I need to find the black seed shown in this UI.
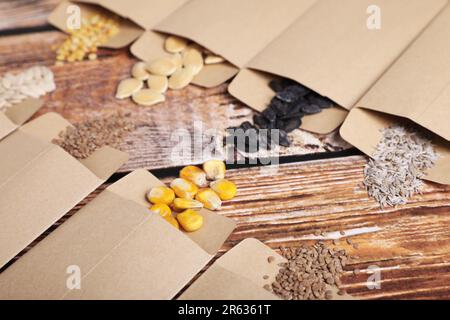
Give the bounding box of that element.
[253,114,269,129]
[283,117,302,133]
[300,104,322,115]
[276,119,285,129]
[240,121,254,131]
[306,93,334,109]
[269,78,294,92]
[276,88,300,103]
[278,130,291,147]
[287,84,310,98]
[271,129,291,147]
[262,108,277,122]
[270,99,290,116]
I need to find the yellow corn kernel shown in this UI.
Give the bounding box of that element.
[203,160,226,180]
[176,209,203,232]
[180,165,207,187]
[173,198,204,211]
[195,188,222,211]
[164,216,180,229]
[149,203,172,218]
[170,178,198,199]
[210,179,237,201]
[147,186,175,205]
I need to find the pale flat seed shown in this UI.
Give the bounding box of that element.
[132,89,165,106]
[147,75,168,93]
[116,78,143,99]
[205,54,225,64]
[170,53,183,69]
[165,36,188,53]
[168,68,194,90]
[183,48,204,75]
[131,62,150,81]
[146,58,177,76]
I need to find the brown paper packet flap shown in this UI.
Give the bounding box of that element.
[18,112,128,180]
[107,169,236,254]
[357,5,450,141]
[0,138,103,269]
[191,63,239,88]
[0,98,43,141]
[19,112,71,143]
[340,108,450,185]
[247,0,448,110]
[0,114,18,142]
[179,264,280,300]
[130,31,169,62]
[229,69,348,134]
[179,238,284,300]
[0,190,210,299]
[48,1,143,49]
[301,108,349,134]
[85,0,190,30]
[228,69,275,113]
[80,146,128,180]
[154,0,317,68]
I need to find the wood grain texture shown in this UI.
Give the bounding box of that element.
[0,30,351,171]
[8,156,450,299]
[0,0,60,31]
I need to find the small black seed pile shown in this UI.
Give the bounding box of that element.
[229,77,335,152]
[269,242,349,300]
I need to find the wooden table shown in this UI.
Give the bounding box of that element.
[1,0,449,300]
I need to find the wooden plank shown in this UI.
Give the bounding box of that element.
[0,30,351,172]
[0,0,60,31]
[7,156,450,299]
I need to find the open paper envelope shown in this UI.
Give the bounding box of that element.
[341,5,450,185]
[179,238,356,300]
[0,112,128,270]
[0,98,42,141]
[151,0,447,133]
[0,169,236,299]
[49,0,447,134]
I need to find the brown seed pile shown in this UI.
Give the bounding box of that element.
[364,125,437,207]
[270,243,348,300]
[53,112,134,159]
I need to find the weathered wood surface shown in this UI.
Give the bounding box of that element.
[0,30,351,171]
[0,0,60,31]
[1,4,449,301]
[10,156,450,300]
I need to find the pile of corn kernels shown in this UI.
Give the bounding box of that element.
[55,14,119,64]
[146,160,237,232]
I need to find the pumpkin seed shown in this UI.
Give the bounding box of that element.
[147,75,168,93]
[115,78,143,99]
[205,54,225,64]
[170,53,183,69]
[132,89,165,106]
[165,35,188,53]
[146,58,177,76]
[168,68,194,90]
[182,48,204,75]
[131,62,150,81]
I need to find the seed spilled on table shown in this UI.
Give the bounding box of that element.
[52,112,135,159]
[269,242,353,300]
[364,125,437,207]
